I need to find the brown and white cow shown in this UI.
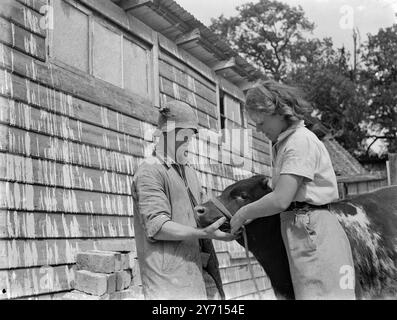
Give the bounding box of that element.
[196,175,397,300]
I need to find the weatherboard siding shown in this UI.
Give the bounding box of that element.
[0,0,273,300]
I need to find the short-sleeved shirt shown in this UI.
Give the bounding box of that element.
[131,154,224,300]
[272,121,339,205]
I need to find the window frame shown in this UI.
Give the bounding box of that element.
[47,0,93,75]
[92,17,124,88]
[218,90,247,132]
[217,86,250,161]
[47,0,154,102]
[122,31,154,99]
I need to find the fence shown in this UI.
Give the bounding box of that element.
[337,174,389,199]
[386,153,397,186]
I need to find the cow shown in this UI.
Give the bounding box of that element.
[195,175,397,300]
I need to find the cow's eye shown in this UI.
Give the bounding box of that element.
[240,193,248,200]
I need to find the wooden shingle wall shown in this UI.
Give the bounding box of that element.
[0,0,273,300]
[0,0,158,299]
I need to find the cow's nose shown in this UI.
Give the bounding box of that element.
[194,206,207,216]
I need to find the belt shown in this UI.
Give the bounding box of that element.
[286,202,330,212]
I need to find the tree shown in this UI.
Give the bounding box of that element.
[287,39,369,156]
[361,24,397,153]
[209,0,315,80]
[210,1,397,156]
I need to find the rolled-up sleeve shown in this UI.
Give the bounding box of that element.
[132,165,171,242]
[279,135,318,181]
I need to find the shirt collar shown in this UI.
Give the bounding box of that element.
[274,120,306,147]
[154,150,191,168]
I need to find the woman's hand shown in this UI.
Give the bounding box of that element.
[230,207,249,235]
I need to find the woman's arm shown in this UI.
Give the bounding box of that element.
[230,174,303,234]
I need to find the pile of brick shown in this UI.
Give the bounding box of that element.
[63,250,144,300]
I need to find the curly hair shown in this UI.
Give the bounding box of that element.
[245,80,313,126]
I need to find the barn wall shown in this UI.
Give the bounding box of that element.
[0,0,273,300]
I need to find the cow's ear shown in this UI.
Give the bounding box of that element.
[261,179,270,190]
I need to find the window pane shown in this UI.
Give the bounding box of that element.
[123,38,149,97]
[224,95,242,126]
[53,0,89,72]
[93,21,122,87]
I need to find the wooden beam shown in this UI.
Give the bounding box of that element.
[0,0,46,37]
[118,0,154,12]
[175,28,201,46]
[0,126,138,177]
[212,58,237,72]
[0,181,134,215]
[217,77,246,102]
[388,153,397,186]
[0,73,147,157]
[0,211,134,240]
[237,81,257,92]
[152,31,160,108]
[159,52,216,92]
[78,0,154,44]
[15,0,48,14]
[0,43,158,125]
[158,33,217,83]
[0,153,133,196]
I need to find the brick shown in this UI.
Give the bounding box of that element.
[121,253,136,270]
[62,290,109,300]
[109,286,144,300]
[115,270,132,291]
[120,254,128,270]
[131,259,142,286]
[128,253,137,270]
[75,270,116,296]
[129,286,144,300]
[94,240,135,253]
[76,251,122,273]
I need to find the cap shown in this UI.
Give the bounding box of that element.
[157,100,199,133]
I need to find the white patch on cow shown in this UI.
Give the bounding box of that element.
[334,205,381,266]
[333,204,396,297]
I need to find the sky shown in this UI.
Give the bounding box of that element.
[177,0,397,53]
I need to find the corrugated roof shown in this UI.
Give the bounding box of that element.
[114,0,263,84]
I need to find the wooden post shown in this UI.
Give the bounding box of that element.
[152,31,160,108]
[387,153,397,186]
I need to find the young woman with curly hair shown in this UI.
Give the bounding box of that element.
[230,80,356,300]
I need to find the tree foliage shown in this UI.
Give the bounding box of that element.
[210,1,397,156]
[361,25,397,153]
[287,40,368,155]
[209,0,315,80]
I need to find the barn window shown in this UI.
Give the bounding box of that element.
[52,0,90,72]
[223,94,245,129]
[219,91,246,138]
[123,38,150,97]
[93,20,123,87]
[50,0,152,99]
[218,90,249,162]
